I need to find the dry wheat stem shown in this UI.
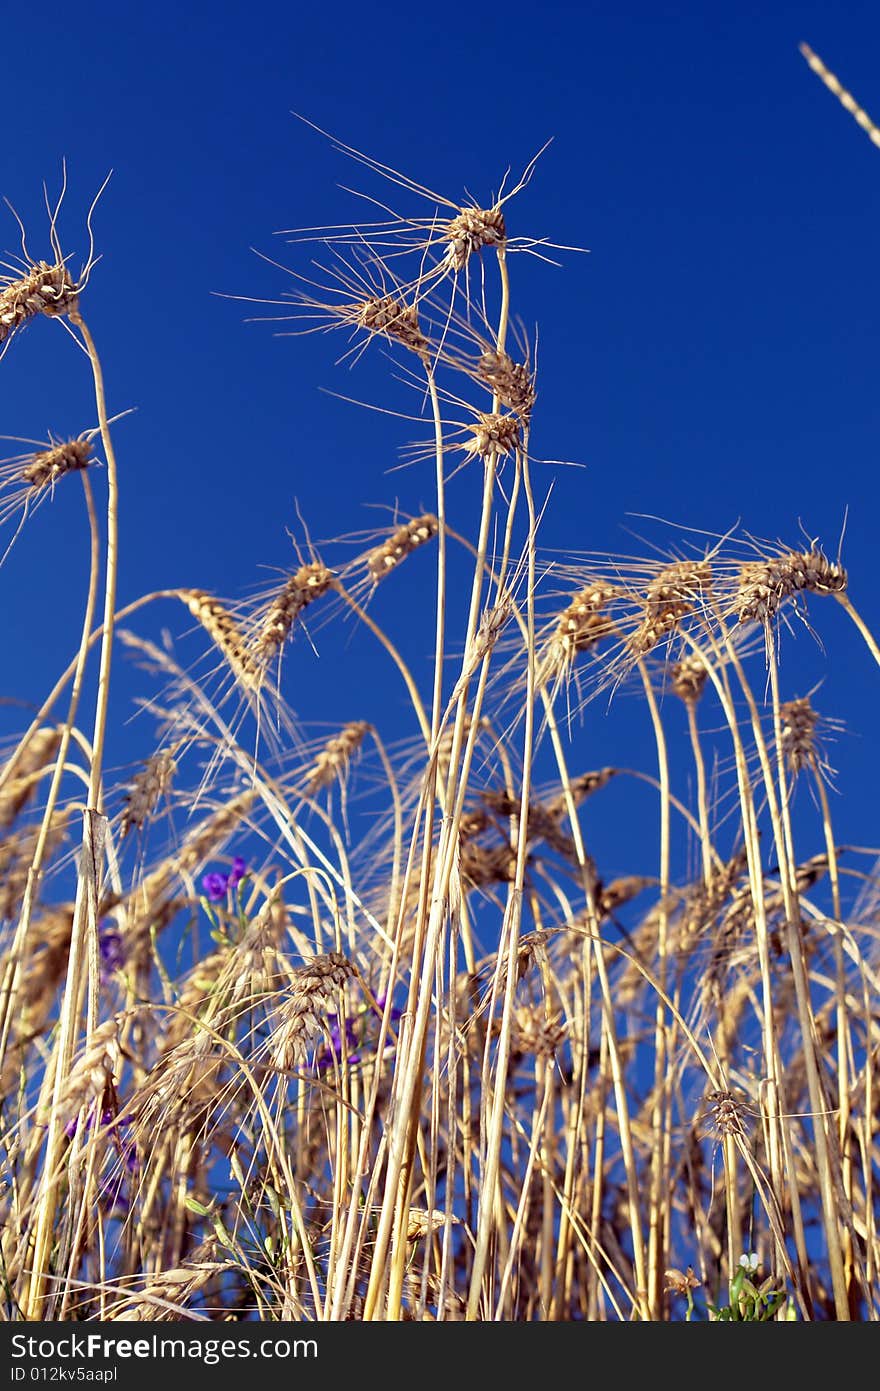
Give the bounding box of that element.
[635,657,673,1318]
[345,519,450,1231]
[712,629,822,1304]
[811,769,857,1303]
[467,433,540,1320]
[365,252,513,1320]
[0,592,179,801]
[330,580,431,750]
[835,591,880,671]
[441,516,651,1315]
[766,645,851,1318]
[0,474,101,1083]
[678,619,789,1250]
[384,505,504,1314]
[26,305,148,1312]
[719,620,841,1304]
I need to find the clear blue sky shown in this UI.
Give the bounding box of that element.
[2,0,879,877]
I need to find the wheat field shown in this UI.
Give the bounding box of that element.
[1,47,879,1323]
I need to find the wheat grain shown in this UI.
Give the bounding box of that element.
[462,411,520,464]
[0,727,62,831]
[476,350,536,420]
[269,952,356,1072]
[366,515,438,583]
[304,721,370,794]
[179,590,261,690]
[543,583,618,678]
[512,1005,566,1058]
[55,1017,121,1123]
[800,43,880,151]
[20,438,93,489]
[442,206,507,273]
[353,294,429,357]
[669,654,709,703]
[251,562,334,664]
[779,697,820,775]
[734,548,846,625]
[0,262,78,346]
[118,748,178,839]
[629,560,713,655]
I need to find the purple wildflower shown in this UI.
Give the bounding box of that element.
[316,1011,362,1070]
[202,872,229,902]
[315,995,403,1071]
[371,992,403,1024]
[99,1133,138,1215]
[64,1103,114,1141]
[99,1166,130,1214]
[202,856,248,903]
[69,1107,139,1214]
[98,923,125,979]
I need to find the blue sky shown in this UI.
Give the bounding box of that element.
[2,0,879,884]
